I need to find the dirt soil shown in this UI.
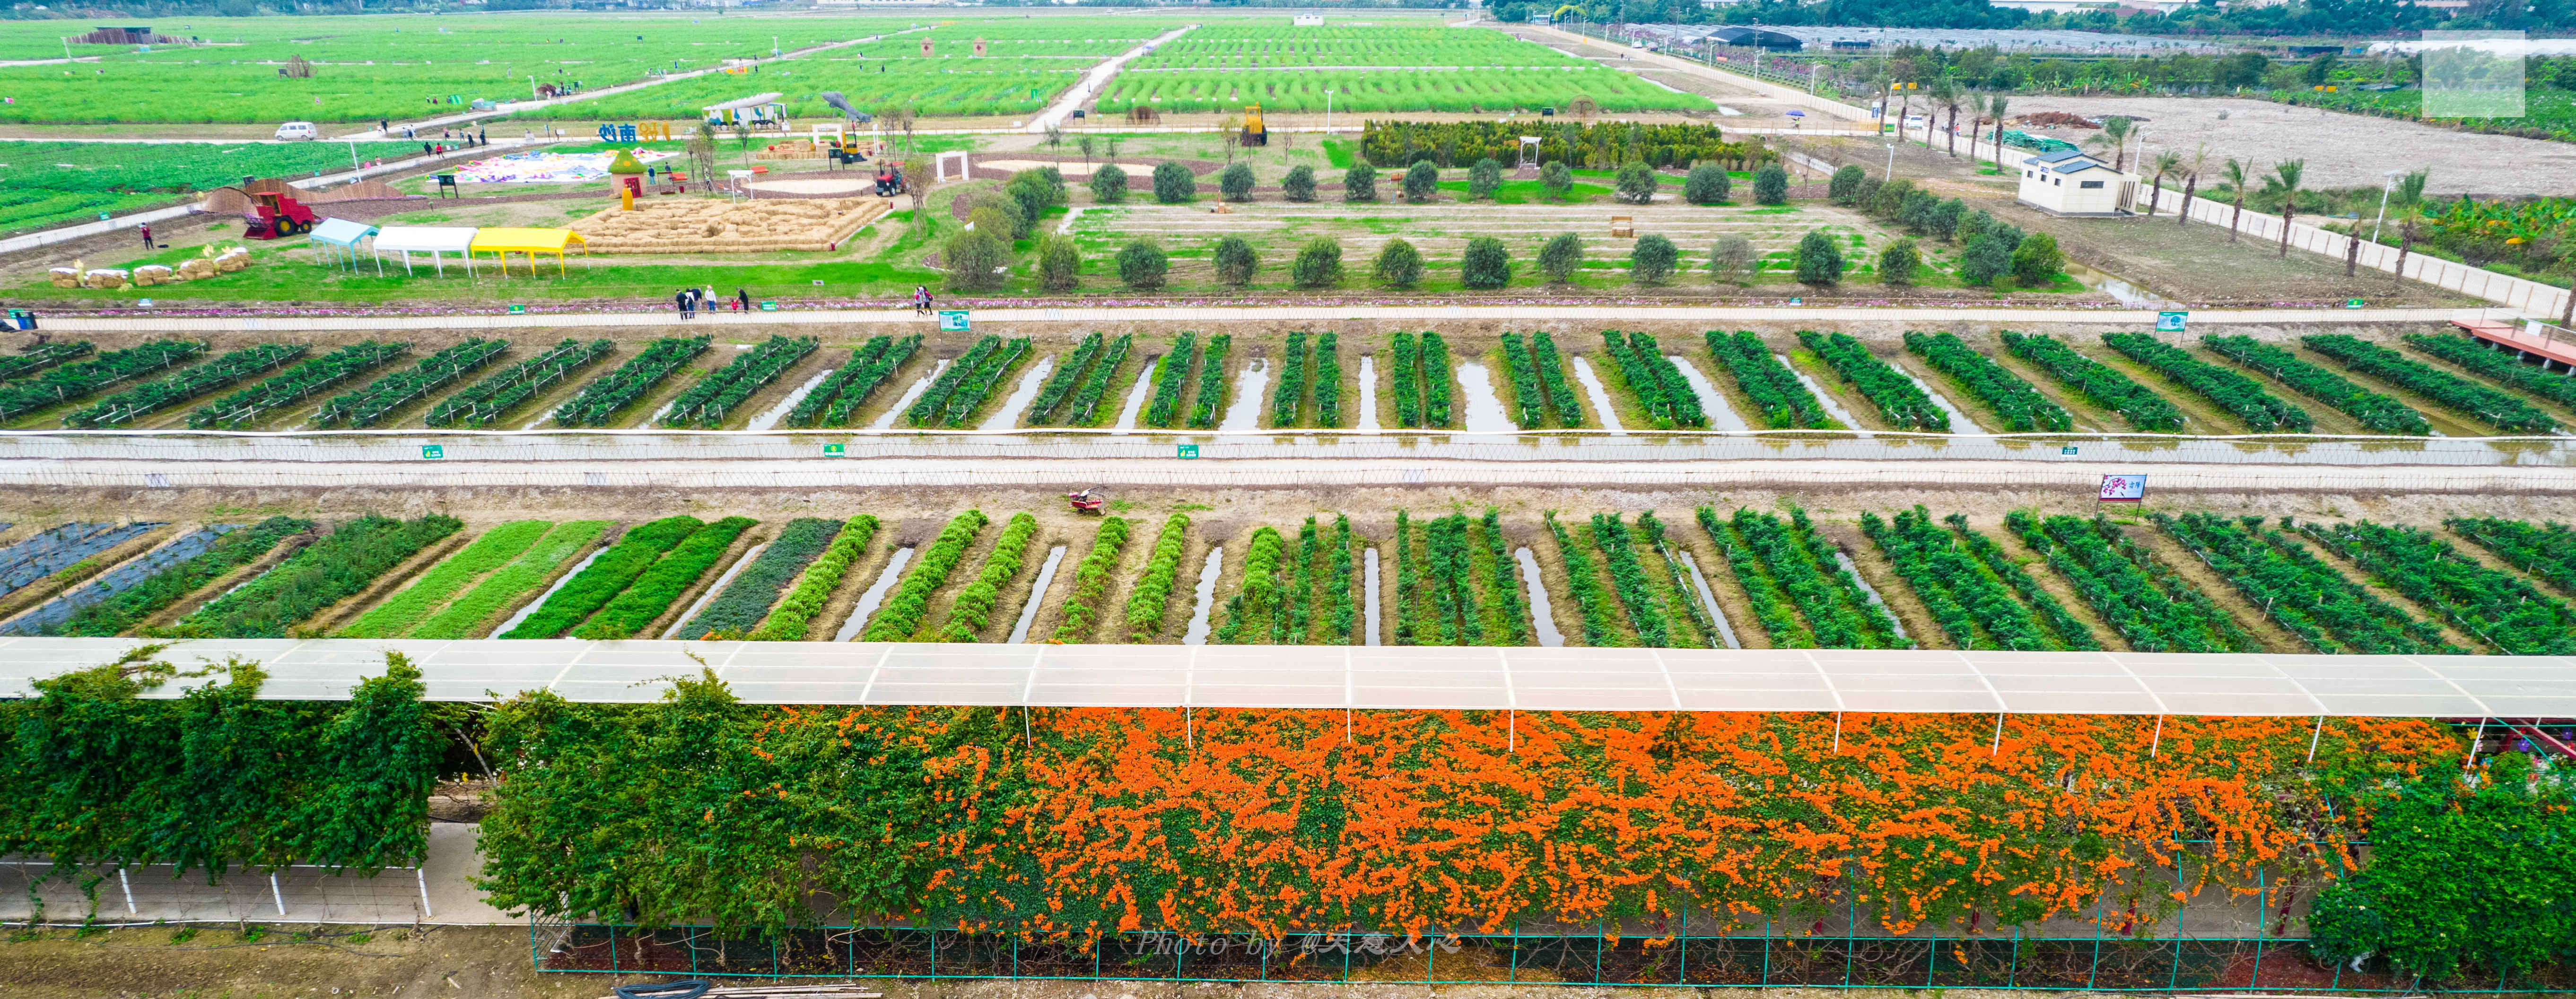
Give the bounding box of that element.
[1995,95,2576,196]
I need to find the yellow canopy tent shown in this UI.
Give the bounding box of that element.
[470,227,587,277]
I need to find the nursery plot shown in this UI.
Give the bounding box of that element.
[176,513,459,639]
[1133,25,1581,70]
[335,520,552,639]
[1862,507,2099,653]
[577,56,1089,122]
[1696,506,1907,650]
[1105,26,1710,117]
[0,521,165,600]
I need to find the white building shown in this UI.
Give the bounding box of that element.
[2016,148,2132,217]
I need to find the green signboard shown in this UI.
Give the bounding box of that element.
[506,304,526,315]
[2061,445,2078,456]
[1177,444,1199,459]
[2346,299,2366,309]
[2155,311,2187,333]
[822,443,845,456]
[937,309,971,332]
[421,444,444,460]
[759,300,779,312]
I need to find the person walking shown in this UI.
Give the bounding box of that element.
[138,222,151,249]
[676,287,693,320]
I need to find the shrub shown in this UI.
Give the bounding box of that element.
[1460,236,1512,289]
[1629,234,1678,285]
[1828,164,1866,204]
[1291,237,1344,288]
[1004,172,1054,236]
[943,230,1009,292]
[1117,239,1169,290]
[1956,208,1994,243]
[1851,176,1882,213]
[1540,160,1572,199]
[1212,235,1258,288]
[1794,230,1844,285]
[1711,235,1758,284]
[1090,164,1127,204]
[1467,157,1502,200]
[1219,162,1254,202]
[1866,177,1912,218]
[1684,163,1731,205]
[1753,164,1790,205]
[1153,161,1196,203]
[2010,232,2064,287]
[1343,162,1378,202]
[1373,238,1424,288]
[1958,233,2015,286]
[1282,164,1316,202]
[1929,198,1966,240]
[1879,238,1921,286]
[1614,160,1656,204]
[1897,190,1938,231]
[1403,161,1439,202]
[967,203,1019,243]
[1537,232,1584,284]
[1037,234,1080,291]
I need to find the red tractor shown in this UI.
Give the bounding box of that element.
[873,161,908,198]
[243,190,317,240]
[1066,486,1107,515]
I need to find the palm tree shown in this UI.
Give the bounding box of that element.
[1932,78,1963,158]
[2144,150,2182,217]
[2175,144,2210,226]
[2087,115,2133,172]
[2221,157,2253,243]
[2261,159,2306,257]
[1987,94,2009,171]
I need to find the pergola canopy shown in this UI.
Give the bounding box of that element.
[470,227,586,277]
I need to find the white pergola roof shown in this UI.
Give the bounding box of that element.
[1,639,2569,717]
[371,226,478,254]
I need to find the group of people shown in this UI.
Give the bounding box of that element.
[673,287,756,319]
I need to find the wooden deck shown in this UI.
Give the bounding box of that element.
[2455,318,2576,370]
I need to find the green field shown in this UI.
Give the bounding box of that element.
[0,139,418,235]
[1099,25,1710,114]
[1129,25,1574,69]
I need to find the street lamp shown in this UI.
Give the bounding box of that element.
[2372,167,2401,243]
[1885,142,1895,180]
[1324,89,1335,135]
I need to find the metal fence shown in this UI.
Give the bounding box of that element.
[528,921,2570,992]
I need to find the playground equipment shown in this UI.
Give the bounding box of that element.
[703,93,788,132]
[242,190,316,239]
[1239,104,1267,147]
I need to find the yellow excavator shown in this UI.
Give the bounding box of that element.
[1240,103,1267,147]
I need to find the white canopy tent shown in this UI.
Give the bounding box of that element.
[371,226,480,277]
[309,217,380,275]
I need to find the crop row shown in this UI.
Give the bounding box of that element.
[1275,517,1319,644]
[337,520,551,639]
[749,515,879,641]
[2401,333,2576,414]
[798,334,921,428]
[1862,507,2093,652]
[425,339,615,428]
[18,516,307,637]
[1637,512,1714,649]
[2103,333,2311,433]
[2449,517,2576,596]
[1904,331,2069,432]
[190,341,409,430]
[2303,334,2553,432]
[1060,334,1133,426]
[661,335,818,428]
[0,341,91,383]
[1143,333,1197,428]
[2299,519,2576,655]
[1803,330,1948,432]
[572,517,756,640]
[1029,333,1104,426]
[1530,332,1583,428]
[1313,332,1343,428]
[411,521,610,640]
[2153,512,2453,654]
[946,338,1033,428]
[63,342,300,428]
[862,510,990,642]
[1604,331,1706,429]
[1389,332,1423,428]
[1185,334,1232,429]
[1707,330,1828,430]
[0,339,200,421]
[1272,332,1308,427]
[1543,512,1617,647]
[1049,516,1131,643]
[6,523,228,635]
[1588,513,1677,648]
[1124,513,1192,641]
[1500,333,1545,430]
[681,517,841,640]
[175,513,461,639]
[2000,331,2184,432]
[2201,335,2428,434]
[1416,513,1491,645]
[502,516,706,639]
[936,513,1040,642]
[0,521,162,598]
[1096,66,1710,115]
[1419,333,1455,428]
[316,338,508,428]
[1326,514,1359,643]
[1215,525,1285,644]
[1704,506,1905,649]
[553,337,708,427]
[2006,512,2255,653]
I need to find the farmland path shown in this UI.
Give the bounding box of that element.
[1026,24,1197,135]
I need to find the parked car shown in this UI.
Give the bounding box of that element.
[273,121,318,140]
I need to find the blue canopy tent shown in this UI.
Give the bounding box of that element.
[310,217,380,275]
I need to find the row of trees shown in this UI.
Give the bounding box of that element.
[1076,158,1792,207]
[1823,164,2061,287]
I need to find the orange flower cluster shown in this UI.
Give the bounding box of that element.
[826,709,2456,940]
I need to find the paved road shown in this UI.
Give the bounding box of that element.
[1028,25,1196,134]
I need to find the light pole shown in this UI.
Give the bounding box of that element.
[1885,142,1895,179]
[1324,89,1334,135]
[2372,168,2400,243]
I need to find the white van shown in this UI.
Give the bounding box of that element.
[273,121,318,140]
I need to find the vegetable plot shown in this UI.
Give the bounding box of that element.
[1531,331,1582,428]
[1144,333,1197,428]
[1861,507,2096,652]
[1314,332,1344,428]
[749,515,879,642]
[573,517,757,640]
[936,338,1032,428]
[189,340,409,430]
[426,338,614,428]
[2102,333,2311,433]
[1588,513,1681,648]
[0,341,91,383]
[2153,512,2455,655]
[2007,512,2257,653]
[1049,517,1131,643]
[789,334,920,428]
[1701,506,1905,649]
[2000,331,2183,432]
[552,337,709,428]
[1803,330,1948,431]
[660,335,818,429]
[1123,513,1192,641]
[1903,331,2070,432]
[2402,333,2576,413]
[2299,519,2576,655]
[1060,334,1132,426]
[315,338,507,428]
[501,516,706,639]
[17,516,308,637]
[680,517,842,640]
[2304,333,2554,432]
[1271,332,1308,427]
[2201,335,2428,434]
[1602,330,1706,429]
[1418,332,1455,427]
[1029,332,1104,426]
[1389,332,1423,428]
[63,342,300,428]
[862,510,990,642]
[2449,516,2576,595]
[336,520,550,639]
[0,339,200,422]
[1543,512,1616,647]
[1214,525,1285,644]
[411,520,611,640]
[1500,332,1546,430]
[175,513,461,638]
[1707,330,1829,429]
[933,512,1040,642]
[1185,334,1232,430]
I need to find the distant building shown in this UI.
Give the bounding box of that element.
[2016,148,2131,216]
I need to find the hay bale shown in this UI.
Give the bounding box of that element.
[82,269,130,289]
[48,268,77,288]
[215,248,251,273]
[177,258,217,281]
[132,265,175,287]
